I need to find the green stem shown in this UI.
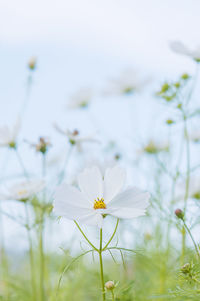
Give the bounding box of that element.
[183,221,200,260]
[74,221,98,251]
[181,115,190,264]
[21,73,33,118]
[181,227,186,266]
[39,212,45,301]
[99,228,106,301]
[111,290,115,301]
[102,219,119,251]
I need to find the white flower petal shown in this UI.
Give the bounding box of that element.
[54,203,93,220]
[111,208,146,219]
[103,166,126,203]
[108,187,150,210]
[54,184,91,209]
[78,212,103,228]
[78,166,103,201]
[170,41,191,56]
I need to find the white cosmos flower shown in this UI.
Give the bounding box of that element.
[53,165,150,228]
[170,41,200,62]
[0,180,45,202]
[0,118,21,148]
[67,88,93,109]
[105,69,150,96]
[54,123,99,151]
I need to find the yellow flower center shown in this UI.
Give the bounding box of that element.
[18,189,27,196]
[93,198,106,210]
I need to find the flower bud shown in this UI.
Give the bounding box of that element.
[181,263,191,274]
[105,281,115,291]
[175,208,184,219]
[28,57,37,70]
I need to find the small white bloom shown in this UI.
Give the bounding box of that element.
[53,165,150,228]
[175,176,200,202]
[139,139,169,155]
[188,130,200,143]
[170,41,200,62]
[0,179,45,202]
[105,69,150,96]
[67,88,93,109]
[0,118,20,148]
[54,124,99,151]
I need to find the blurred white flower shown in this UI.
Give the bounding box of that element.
[170,41,200,62]
[0,179,45,202]
[54,124,99,151]
[67,88,93,109]
[0,118,21,148]
[189,130,200,143]
[139,139,169,155]
[175,176,200,201]
[53,165,150,228]
[105,69,150,96]
[25,136,51,154]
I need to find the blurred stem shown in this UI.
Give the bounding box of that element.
[15,148,37,299]
[20,73,33,118]
[99,228,106,301]
[25,203,36,301]
[111,290,115,301]
[39,210,45,301]
[58,145,73,185]
[15,149,29,179]
[42,154,46,178]
[181,227,186,266]
[40,154,46,301]
[183,118,190,214]
[181,115,190,264]
[183,220,200,260]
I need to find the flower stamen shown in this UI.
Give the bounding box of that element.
[93,198,106,210]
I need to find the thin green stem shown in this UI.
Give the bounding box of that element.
[15,149,29,179]
[39,211,45,301]
[183,118,190,214]
[20,73,33,118]
[181,115,190,265]
[102,219,119,251]
[25,204,36,301]
[99,228,106,301]
[42,154,46,178]
[183,220,200,260]
[74,221,98,251]
[111,290,115,301]
[56,249,93,297]
[40,154,46,301]
[58,146,73,185]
